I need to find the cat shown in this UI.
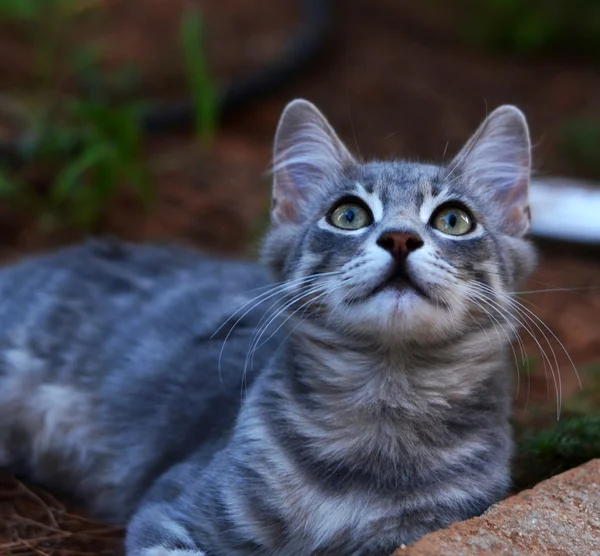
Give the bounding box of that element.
[0,99,536,556]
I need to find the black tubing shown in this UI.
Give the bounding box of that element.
[142,0,331,132]
[0,0,330,165]
[0,0,330,168]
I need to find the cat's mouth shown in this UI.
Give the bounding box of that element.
[370,265,430,300]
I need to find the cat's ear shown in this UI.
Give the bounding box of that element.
[271,99,355,225]
[449,105,531,236]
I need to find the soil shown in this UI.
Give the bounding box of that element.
[0,1,599,554]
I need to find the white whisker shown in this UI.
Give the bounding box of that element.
[469,281,579,420]
[509,286,600,295]
[245,283,329,373]
[468,284,557,402]
[463,288,525,392]
[241,284,339,398]
[214,271,341,379]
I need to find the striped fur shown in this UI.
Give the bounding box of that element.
[0,101,536,556]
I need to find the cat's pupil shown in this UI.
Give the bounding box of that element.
[447,213,457,228]
[345,209,356,223]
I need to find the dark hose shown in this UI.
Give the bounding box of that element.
[0,0,331,165]
[143,0,330,132]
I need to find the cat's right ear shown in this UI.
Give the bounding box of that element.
[448,105,532,237]
[271,99,355,225]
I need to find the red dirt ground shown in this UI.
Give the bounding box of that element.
[0,1,599,554]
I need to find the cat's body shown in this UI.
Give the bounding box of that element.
[0,241,278,521]
[0,100,536,556]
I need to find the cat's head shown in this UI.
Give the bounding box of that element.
[261,99,536,345]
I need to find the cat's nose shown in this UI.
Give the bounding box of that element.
[377,231,424,260]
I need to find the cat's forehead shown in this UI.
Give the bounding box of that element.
[349,162,445,206]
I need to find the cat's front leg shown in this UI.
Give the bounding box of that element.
[125,458,217,556]
[126,500,207,556]
[140,550,206,556]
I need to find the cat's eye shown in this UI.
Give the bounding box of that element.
[329,199,372,230]
[431,204,474,236]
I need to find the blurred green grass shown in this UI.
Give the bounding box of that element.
[0,0,215,232]
[457,0,600,59]
[512,361,600,490]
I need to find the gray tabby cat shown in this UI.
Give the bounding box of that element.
[0,99,536,556]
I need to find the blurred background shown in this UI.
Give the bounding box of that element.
[0,0,599,553]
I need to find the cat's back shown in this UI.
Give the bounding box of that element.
[0,239,277,520]
[0,239,269,334]
[0,239,272,368]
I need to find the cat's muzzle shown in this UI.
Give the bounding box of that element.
[371,262,430,300]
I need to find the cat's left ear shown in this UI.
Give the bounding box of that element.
[449,105,531,236]
[271,99,356,225]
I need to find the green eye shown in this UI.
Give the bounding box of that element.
[329,201,372,230]
[432,205,474,236]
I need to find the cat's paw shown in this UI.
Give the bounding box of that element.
[140,549,206,556]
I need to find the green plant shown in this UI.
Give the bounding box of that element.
[513,416,600,490]
[451,0,600,59]
[46,99,151,229]
[0,0,217,232]
[0,0,41,20]
[0,1,217,231]
[0,0,153,231]
[180,6,217,147]
[560,115,600,178]
[512,362,600,490]
[563,363,600,415]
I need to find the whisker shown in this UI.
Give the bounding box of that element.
[241,285,336,397]
[247,272,342,343]
[468,285,551,379]
[500,290,581,392]
[463,289,525,388]
[254,284,333,353]
[469,282,573,419]
[470,288,548,407]
[464,284,528,364]
[214,271,341,379]
[245,283,328,372]
[212,271,342,338]
[469,284,555,384]
[256,279,350,364]
[446,288,495,357]
[509,286,600,295]
[473,290,534,398]
[267,283,353,365]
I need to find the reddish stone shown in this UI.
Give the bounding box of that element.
[394,459,600,556]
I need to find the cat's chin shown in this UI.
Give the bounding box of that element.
[368,263,432,303]
[371,279,430,301]
[337,287,457,343]
[373,287,427,310]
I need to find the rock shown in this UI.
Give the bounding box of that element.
[394,459,600,556]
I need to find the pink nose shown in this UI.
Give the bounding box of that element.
[377,231,423,260]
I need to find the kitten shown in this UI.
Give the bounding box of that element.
[0,99,536,556]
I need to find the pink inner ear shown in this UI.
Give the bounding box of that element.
[272,195,298,224]
[449,105,532,237]
[506,204,531,235]
[492,177,531,236]
[271,159,305,224]
[492,155,531,234]
[270,100,356,226]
